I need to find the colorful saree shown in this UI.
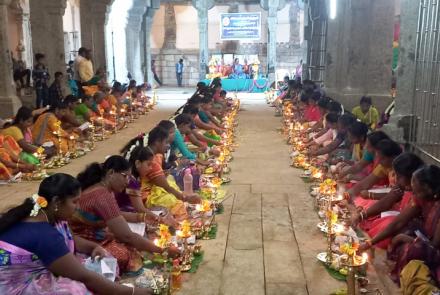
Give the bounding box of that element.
[388,198,440,285]
[141,154,188,220]
[364,192,414,249]
[32,113,69,154]
[400,260,439,295]
[0,221,90,295]
[69,186,143,274]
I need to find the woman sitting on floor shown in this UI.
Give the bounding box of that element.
[0,134,36,179]
[182,104,222,148]
[32,101,73,155]
[0,173,150,294]
[360,165,440,285]
[351,152,424,249]
[307,113,356,162]
[116,143,179,228]
[337,131,390,182]
[141,127,201,220]
[346,139,402,208]
[304,97,332,136]
[70,155,178,274]
[333,121,369,175]
[196,96,225,135]
[302,91,322,123]
[2,107,40,155]
[304,113,339,150]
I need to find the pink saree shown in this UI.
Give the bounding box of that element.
[0,222,90,295]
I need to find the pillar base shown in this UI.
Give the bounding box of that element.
[0,95,22,118]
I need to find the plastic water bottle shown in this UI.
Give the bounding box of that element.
[171,259,182,291]
[183,168,193,195]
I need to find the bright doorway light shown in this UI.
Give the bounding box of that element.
[329,0,337,20]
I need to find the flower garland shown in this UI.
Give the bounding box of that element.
[248,79,269,92]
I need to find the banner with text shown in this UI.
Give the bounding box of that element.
[220,12,262,41]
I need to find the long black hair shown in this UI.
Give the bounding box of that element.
[367,131,390,148]
[392,152,424,179]
[13,106,33,125]
[120,134,146,155]
[348,121,369,141]
[128,146,154,178]
[413,165,440,199]
[147,126,169,146]
[0,173,81,234]
[77,155,130,190]
[376,139,402,158]
[157,120,175,133]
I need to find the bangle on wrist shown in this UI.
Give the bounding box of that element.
[368,191,372,199]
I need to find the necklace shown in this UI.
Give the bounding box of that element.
[40,210,50,223]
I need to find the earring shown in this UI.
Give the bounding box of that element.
[55,204,59,212]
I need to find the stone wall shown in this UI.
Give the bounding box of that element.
[152,48,200,86]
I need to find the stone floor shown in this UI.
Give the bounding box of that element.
[0,88,397,295]
[178,94,348,295]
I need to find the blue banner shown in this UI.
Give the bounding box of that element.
[220,13,262,41]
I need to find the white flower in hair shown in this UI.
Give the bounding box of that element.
[143,133,149,147]
[30,194,48,217]
[125,144,136,161]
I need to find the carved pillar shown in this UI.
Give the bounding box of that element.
[10,0,33,68]
[30,0,67,75]
[126,0,149,83]
[162,3,176,50]
[193,0,214,81]
[0,0,21,117]
[80,0,111,71]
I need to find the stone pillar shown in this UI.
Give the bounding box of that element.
[267,3,278,82]
[0,0,21,117]
[381,0,419,142]
[80,0,111,71]
[126,0,149,83]
[193,0,214,81]
[10,0,33,68]
[261,0,286,82]
[143,8,156,87]
[126,18,144,82]
[324,0,395,111]
[162,3,176,50]
[30,0,67,77]
[289,1,300,44]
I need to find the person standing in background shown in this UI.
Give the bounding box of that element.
[48,72,65,107]
[32,53,50,108]
[151,60,162,86]
[176,59,184,87]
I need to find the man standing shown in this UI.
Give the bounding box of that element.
[175,58,184,87]
[74,47,87,96]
